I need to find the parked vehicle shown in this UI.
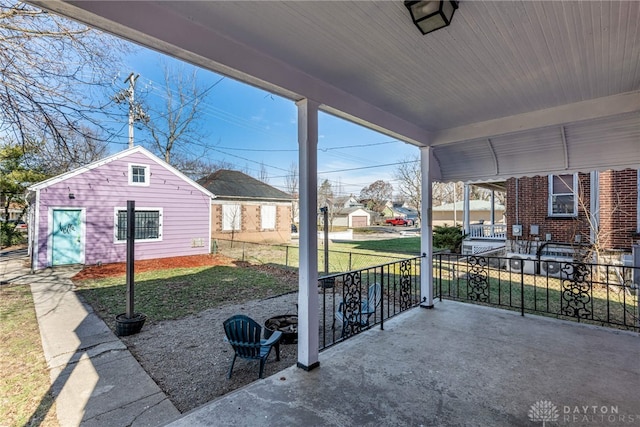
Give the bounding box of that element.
[385,217,410,226]
[3,219,27,232]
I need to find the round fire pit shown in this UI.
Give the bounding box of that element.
[264,315,298,344]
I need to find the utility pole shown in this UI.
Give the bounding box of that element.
[125,73,138,148]
[114,72,148,148]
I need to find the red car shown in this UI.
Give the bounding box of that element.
[385,217,410,226]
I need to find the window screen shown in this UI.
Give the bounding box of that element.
[116,210,161,241]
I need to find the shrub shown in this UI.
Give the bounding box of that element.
[433,225,464,253]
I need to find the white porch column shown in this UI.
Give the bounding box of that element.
[490,190,496,225]
[296,99,320,371]
[463,184,471,235]
[420,146,434,308]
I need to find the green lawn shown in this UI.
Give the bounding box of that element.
[0,284,59,427]
[214,237,426,275]
[75,264,298,325]
[332,237,421,255]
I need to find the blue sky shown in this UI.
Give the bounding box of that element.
[111,48,419,196]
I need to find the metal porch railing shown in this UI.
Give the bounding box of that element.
[433,253,640,332]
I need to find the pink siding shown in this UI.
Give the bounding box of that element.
[33,151,211,269]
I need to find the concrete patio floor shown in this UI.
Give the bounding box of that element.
[169,300,640,427]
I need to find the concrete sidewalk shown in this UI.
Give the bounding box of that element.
[1,249,180,426]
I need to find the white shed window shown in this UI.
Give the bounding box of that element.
[261,205,276,230]
[129,164,150,186]
[222,204,241,231]
[548,174,577,216]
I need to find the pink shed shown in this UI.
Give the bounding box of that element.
[27,146,214,270]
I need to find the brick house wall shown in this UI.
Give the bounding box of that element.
[505,169,639,252]
[598,170,639,250]
[210,201,292,244]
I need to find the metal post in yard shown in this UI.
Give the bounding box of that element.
[285,246,289,267]
[520,268,525,316]
[349,252,352,271]
[126,200,135,319]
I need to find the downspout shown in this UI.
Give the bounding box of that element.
[31,188,40,273]
[515,178,519,225]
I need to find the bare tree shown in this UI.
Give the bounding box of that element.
[174,156,234,181]
[0,1,128,154]
[258,162,269,183]
[28,127,108,176]
[285,162,299,224]
[359,180,393,213]
[141,62,218,164]
[394,155,422,220]
[284,162,298,196]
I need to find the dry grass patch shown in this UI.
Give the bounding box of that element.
[0,284,58,427]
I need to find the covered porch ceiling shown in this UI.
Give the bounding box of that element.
[32,1,639,182]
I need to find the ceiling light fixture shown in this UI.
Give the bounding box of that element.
[404,1,459,35]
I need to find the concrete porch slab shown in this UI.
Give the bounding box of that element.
[169,301,640,427]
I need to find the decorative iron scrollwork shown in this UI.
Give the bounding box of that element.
[399,259,413,310]
[561,262,592,319]
[467,256,489,302]
[341,271,363,337]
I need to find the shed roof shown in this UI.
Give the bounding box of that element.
[198,170,293,202]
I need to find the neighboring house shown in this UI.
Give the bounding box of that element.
[2,201,25,222]
[382,202,419,224]
[198,170,293,244]
[433,200,505,227]
[329,195,373,228]
[27,146,214,271]
[504,169,640,262]
[333,195,361,209]
[333,206,373,228]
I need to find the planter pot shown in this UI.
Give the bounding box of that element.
[115,313,147,336]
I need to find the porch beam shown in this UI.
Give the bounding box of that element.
[430,91,640,146]
[296,99,320,371]
[420,146,434,308]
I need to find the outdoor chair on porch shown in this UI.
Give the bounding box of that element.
[223,314,282,379]
[334,282,382,338]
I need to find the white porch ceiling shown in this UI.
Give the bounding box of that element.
[32,1,640,182]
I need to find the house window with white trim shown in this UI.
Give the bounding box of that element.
[261,205,276,230]
[129,164,150,186]
[115,209,162,241]
[222,204,241,231]
[548,174,577,216]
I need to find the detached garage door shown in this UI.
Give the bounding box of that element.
[351,216,368,228]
